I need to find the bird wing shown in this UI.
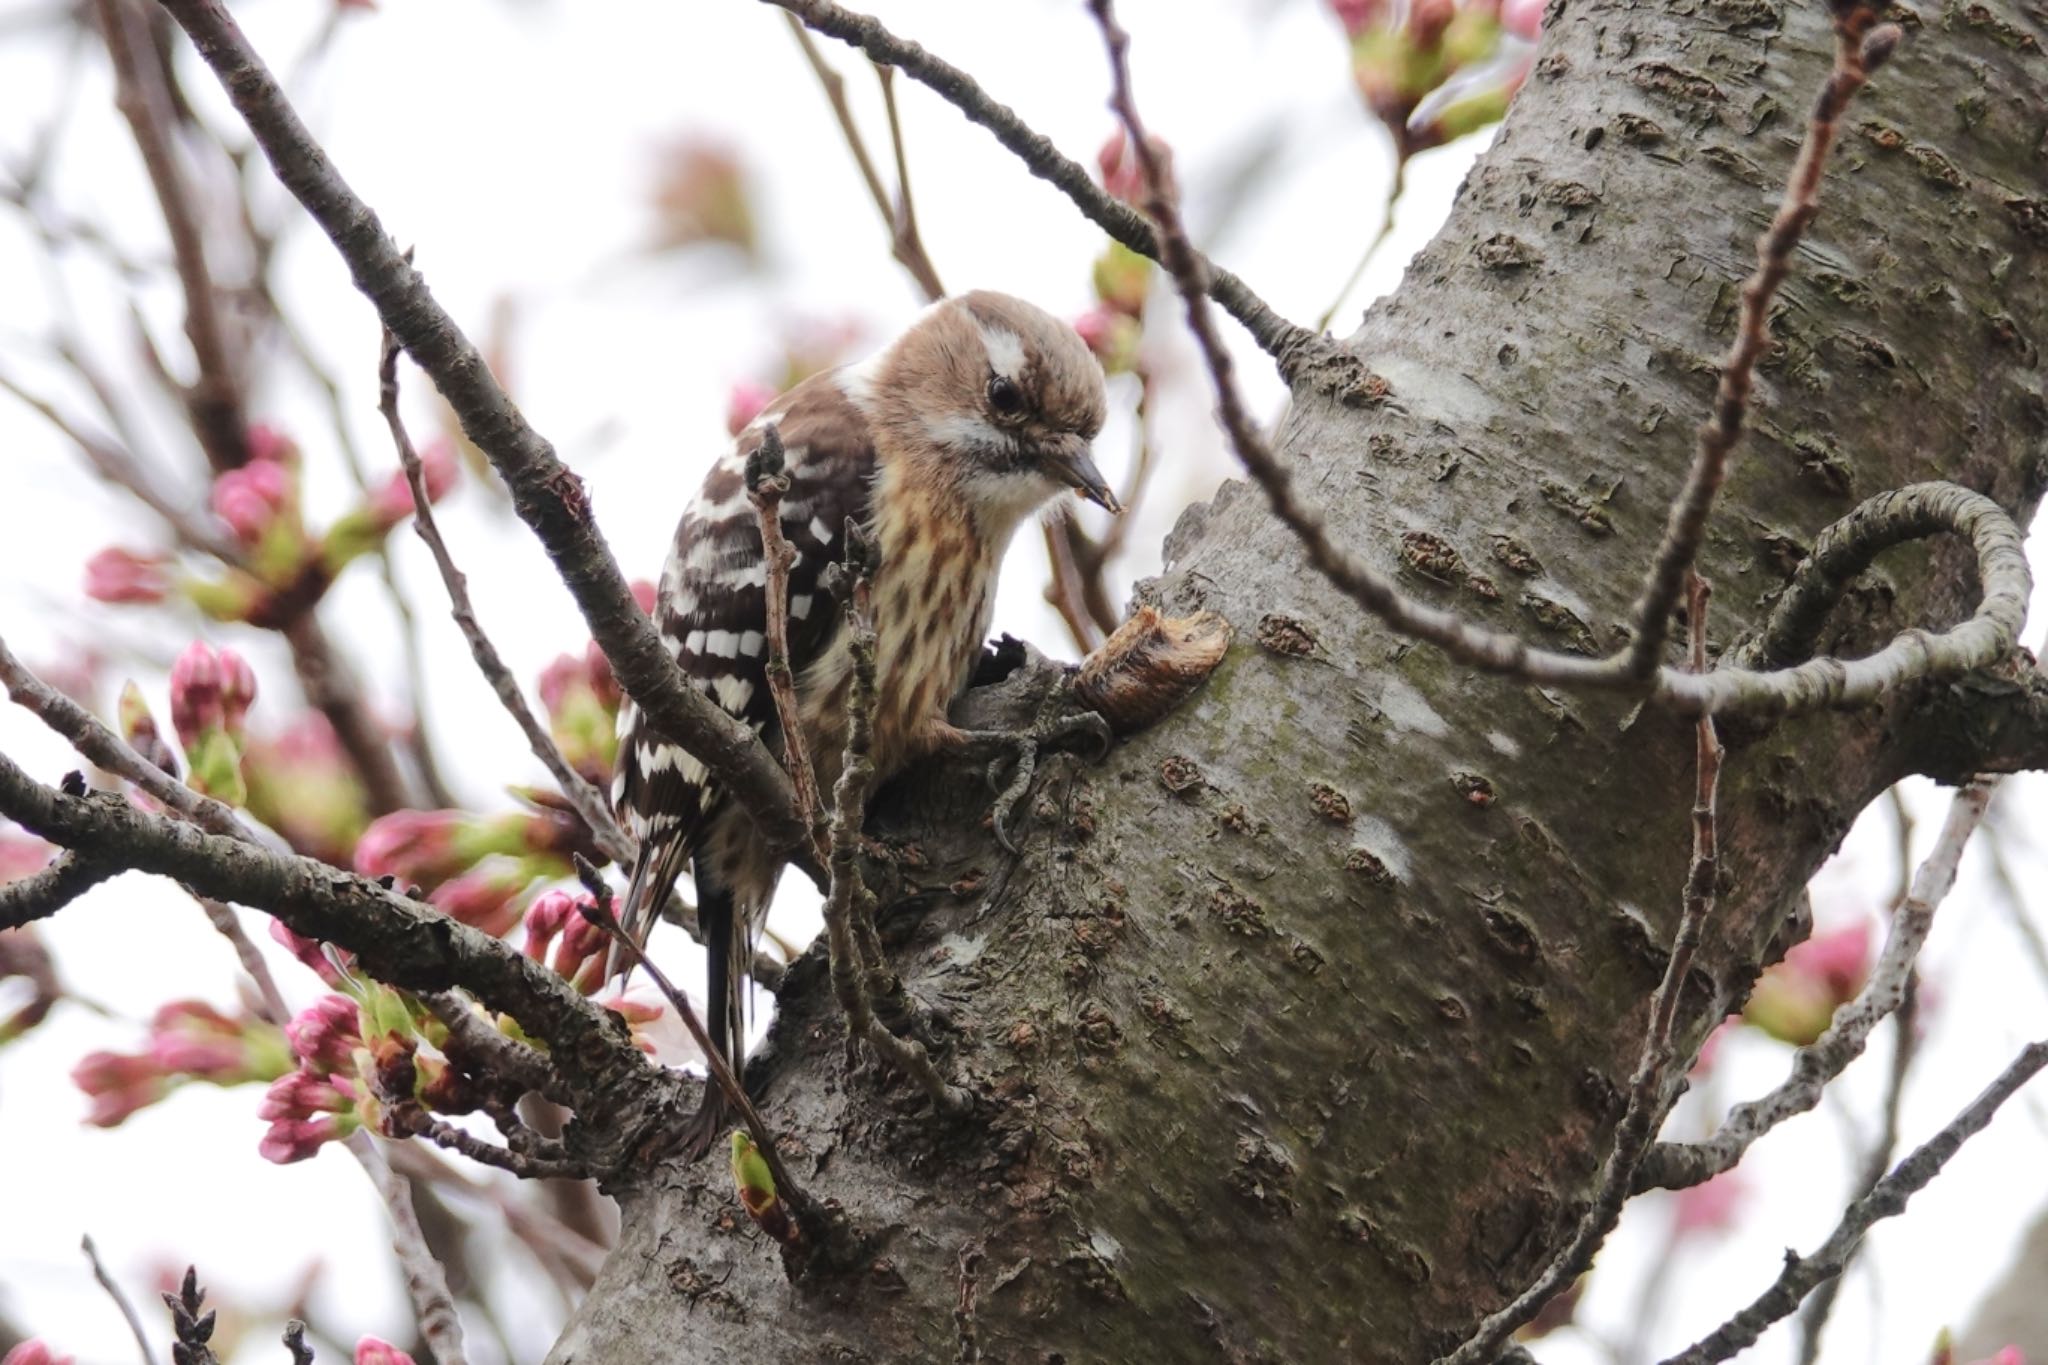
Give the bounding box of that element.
[612,370,878,861]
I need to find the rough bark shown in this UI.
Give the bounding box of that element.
[549,0,2048,1359]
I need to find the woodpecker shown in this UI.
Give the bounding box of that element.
[613,291,1118,1145]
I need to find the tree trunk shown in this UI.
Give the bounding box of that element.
[550,0,2048,1358]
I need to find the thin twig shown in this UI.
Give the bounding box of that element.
[91,0,247,471]
[746,426,828,863]
[1312,159,1406,335]
[577,877,819,1224]
[0,367,242,563]
[781,13,945,302]
[376,332,633,867]
[764,0,1329,378]
[820,558,972,1116]
[82,1234,158,1365]
[195,896,290,1024]
[379,1103,590,1182]
[873,60,946,301]
[422,990,571,1105]
[1431,572,1724,1365]
[1659,1041,2048,1365]
[1042,514,1106,654]
[1794,974,1917,1363]
[1620,6,1896,680]
[1636,774,1997,1191]
[344,1133,470,1365]
[155,0,813,869]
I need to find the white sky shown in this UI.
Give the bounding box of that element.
[1,1,2044,1361]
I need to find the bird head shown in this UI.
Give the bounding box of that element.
[868,291,1118,528]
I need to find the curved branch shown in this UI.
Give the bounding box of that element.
[152,0,810,869]
[1659,482,2029,715]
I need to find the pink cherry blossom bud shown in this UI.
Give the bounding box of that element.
[258,1113,346,1164]
[217,649,257,738]
[1672,1168,1747,1238]
[725,380,777,438]
[523,888,578,960]
[169,642,226,747]
[258,1069,359,1122]
[70,1050,167,1127]
[1329,0,1383,34]
[1976,1350,2027,1365]
[0,829,51,882]
[1072,306,1143,375]
[269,919,345,985]
[428,866,527,939]
[212,459,292,545]
[418,439,459,502]
[354,1337,418,1365]
[1096,130,1142,203]
[84,547,169,605]
[285,995,364,1075]
[600,993,666,1054]
[631,579,658,615]
[1501,0,1544,39]
[538,654,584,716]
[244,424,299,467]
[352,808,465,885]
[2,1341,75,1365]
[553,909,608,991]
[1783,919,1872,1002]
[586,639,621,709]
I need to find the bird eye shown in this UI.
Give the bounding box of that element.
[987,373,1026,419]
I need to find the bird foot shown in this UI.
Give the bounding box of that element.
[949,709,1114,853]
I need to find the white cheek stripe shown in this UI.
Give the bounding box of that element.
[922,411,1013,456]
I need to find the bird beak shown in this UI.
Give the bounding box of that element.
[1044,436,1122,515]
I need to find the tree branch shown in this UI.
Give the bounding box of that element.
[761,0,1333,380]
[153,0,811,870]
[92,0,248,471]
[1658,1041,2048,1365]
[0,750,660,1129]
[781,13,945,303]
[345,1134,471,1365]
[82,1233,158,1365]
[1635,773,1996,1191]
[746,427,828,863]
[0,634,247,840]
[422,990,570,1106]
[820,558,971,1117]
[0,848,116,929]
[376,332,634,868]
[1081,2,2020,724]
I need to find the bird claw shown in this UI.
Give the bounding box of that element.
[953,709,1115,854]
